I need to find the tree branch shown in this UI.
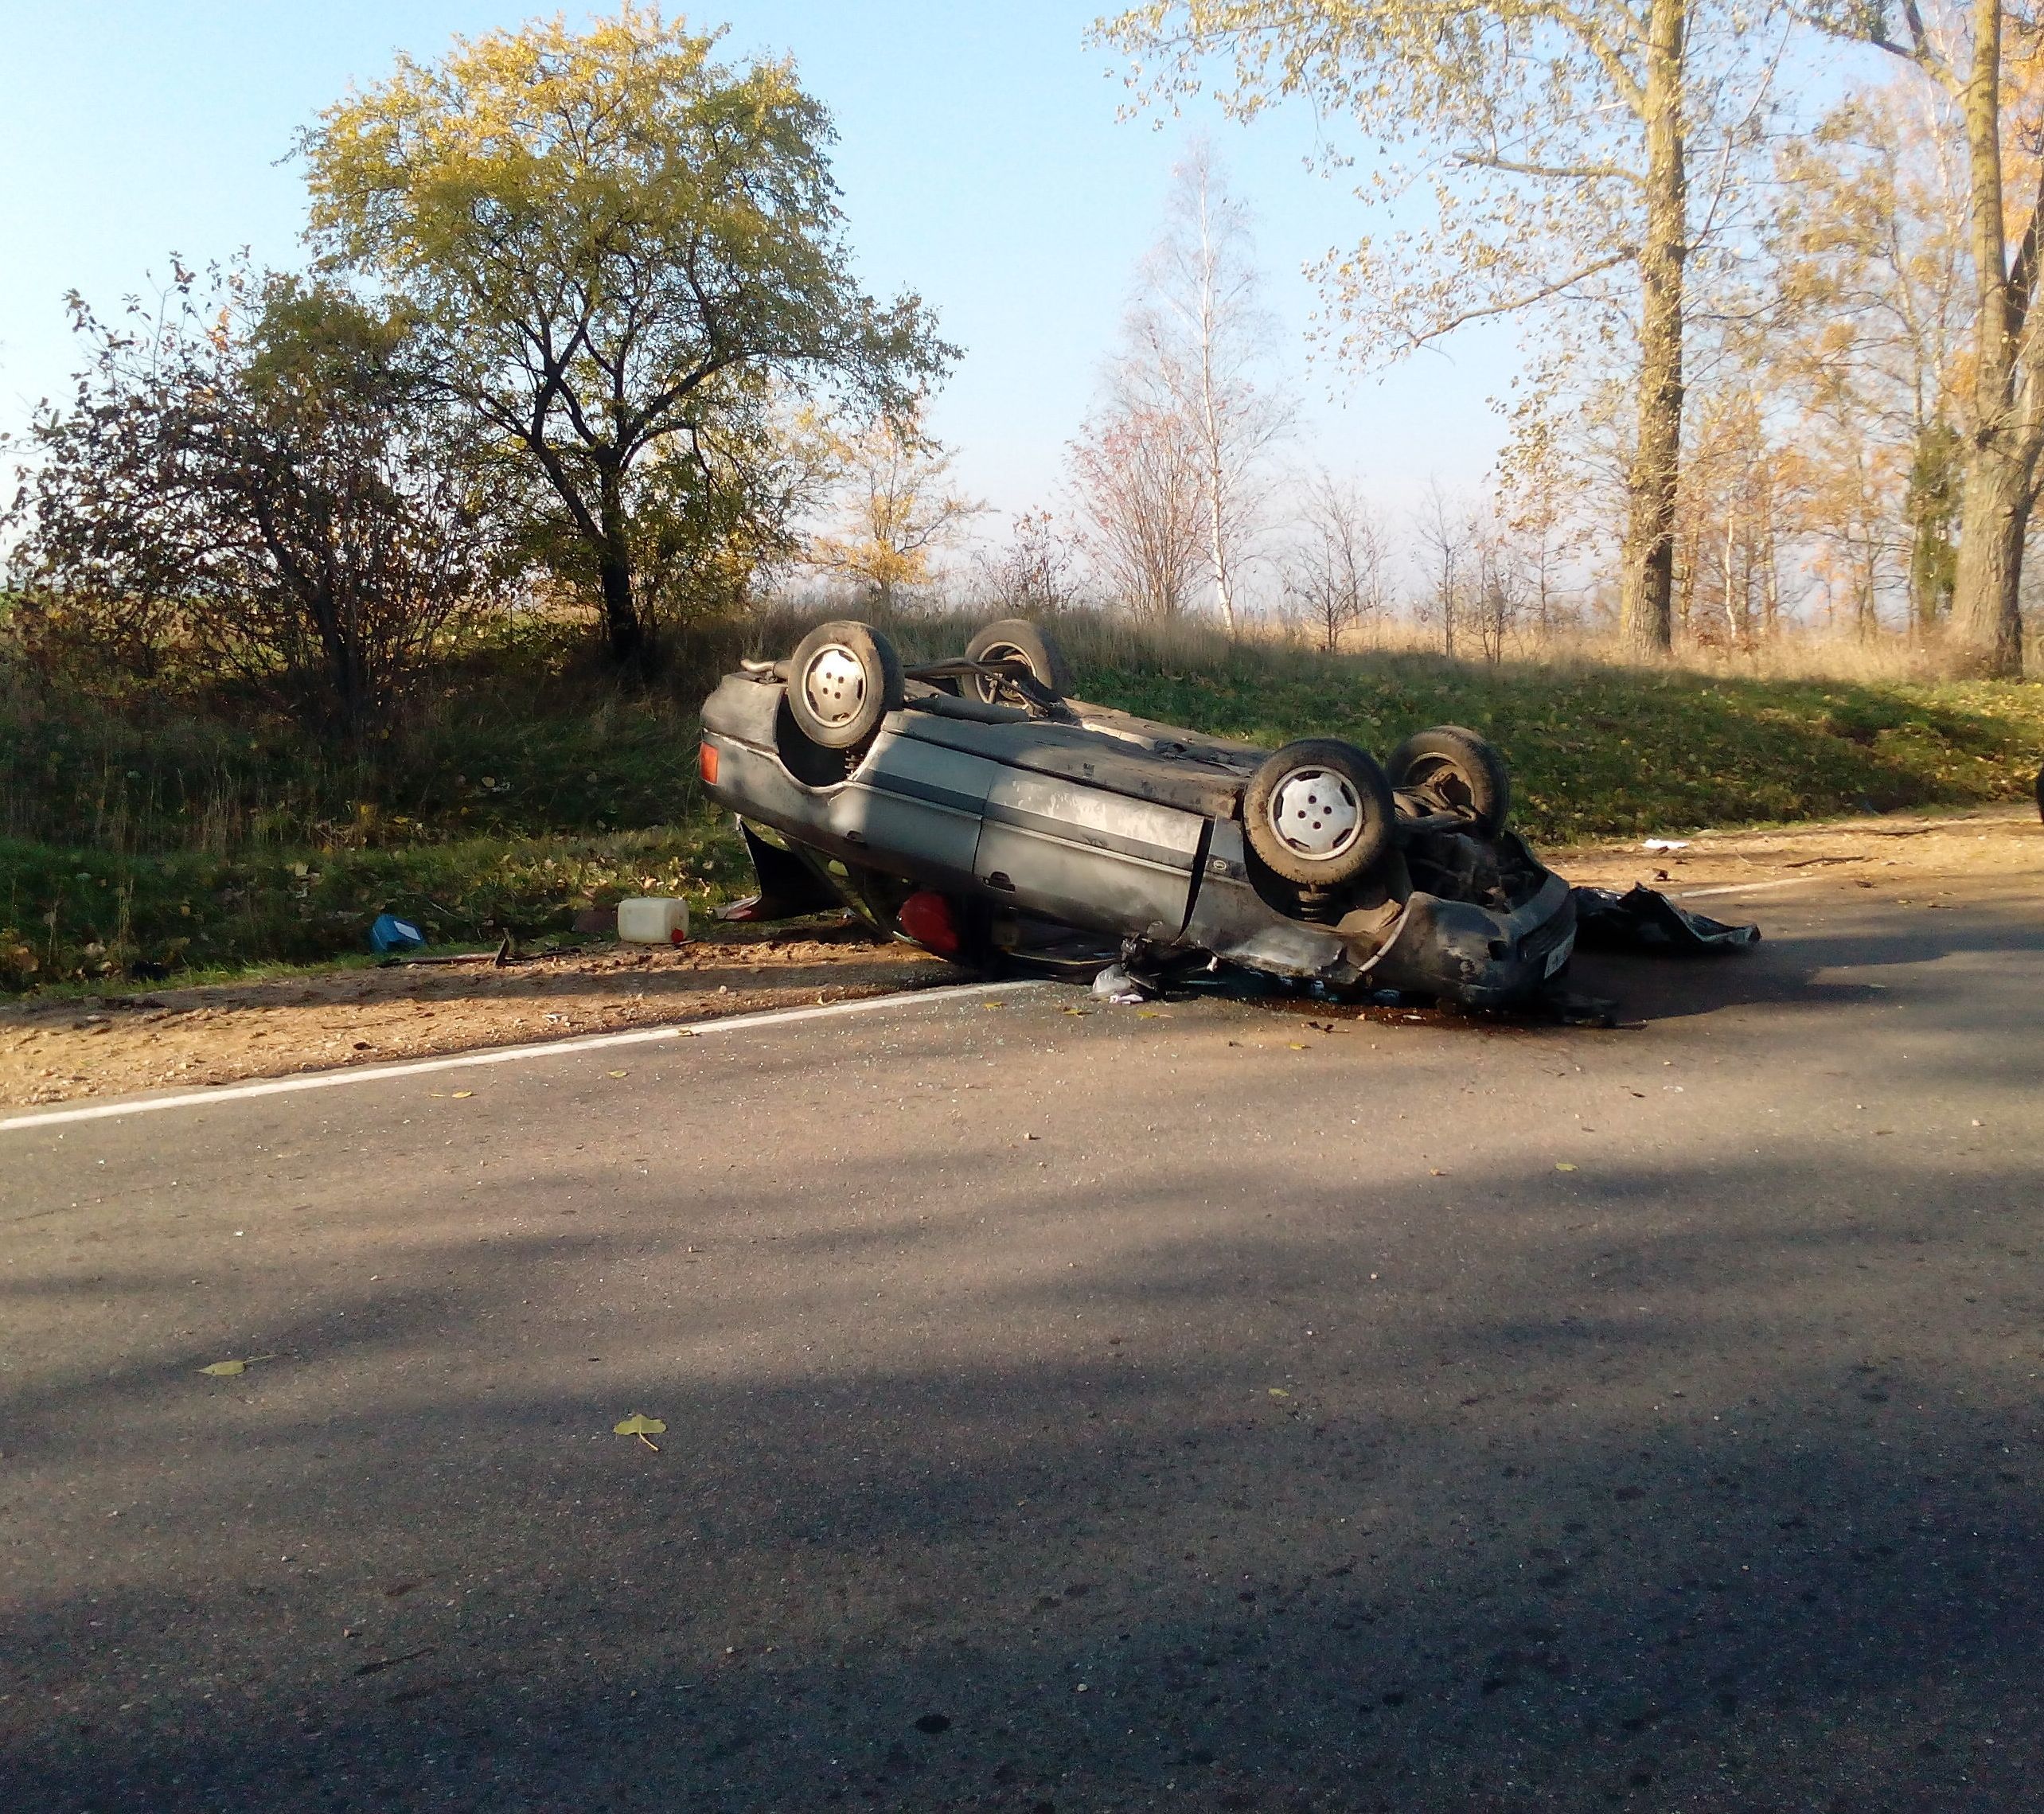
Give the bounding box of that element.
[1401,248,1637,347]
[1453,150,1642,186]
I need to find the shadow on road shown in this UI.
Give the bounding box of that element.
[5,1099,2041,1812]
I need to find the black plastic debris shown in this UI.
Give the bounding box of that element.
[1570,884,1761,954]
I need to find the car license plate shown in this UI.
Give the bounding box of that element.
[1543,930,1575,977]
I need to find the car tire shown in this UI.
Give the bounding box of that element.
[965,618,1073,703]
[1386,724,1512,837]
[786,620,905,750]
[1243,739,1395,887]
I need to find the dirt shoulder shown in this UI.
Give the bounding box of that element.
[5,804,2037,1110]
[0,927,956,1110]
[1554,800,2044,896]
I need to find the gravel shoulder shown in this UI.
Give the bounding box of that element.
[0,926,954,1108]
[4,802,2036,1109]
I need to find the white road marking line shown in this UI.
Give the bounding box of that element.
[0,979,1046,1135]
[1672,877,1818,900]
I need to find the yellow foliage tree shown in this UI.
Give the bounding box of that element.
[809,412,985,611]
[299,5,950,664]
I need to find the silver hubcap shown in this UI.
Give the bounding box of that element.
[1269,768,1362,860]
[802,645,868,727]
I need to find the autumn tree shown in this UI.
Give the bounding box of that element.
[1492,406,1593,636]
[1759,85,1970,639]
[1070,403,1207,618]
[1469,520,1527,662]
[4,267,499,736]
[1805,0,2042,674]
[1097,0,1780,657]
[299,6,950,666]
[1674,385,1791,646]
[808,410,985,611]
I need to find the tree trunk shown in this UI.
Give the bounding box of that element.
[599,551,642,666]
[1620,0,1687,658]
[1948,0,2029,677]
[596,471,644,667]
[1950,456,2029,673]
[1208,486,1236,638]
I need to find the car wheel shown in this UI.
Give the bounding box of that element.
[1386,724,1512,837]
[964,618,1074,703]
[1243,739,1395,887]
[786,620,906,750]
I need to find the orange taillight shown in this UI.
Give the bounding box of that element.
[698,739,720,786]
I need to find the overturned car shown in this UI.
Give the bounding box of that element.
[695,617,1625,1009]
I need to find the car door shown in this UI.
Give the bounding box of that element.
[973,766,1205,941]
[827,727,1001,888]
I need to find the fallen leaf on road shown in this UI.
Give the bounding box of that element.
[1288,1042,1308,1050]
[1555,1162,1579,1172]
[1268,1387,1290,1399]
[614,1412,665,1450]
[451,1090,474,1099]
[1137,1010,1164,1019]
[1430,1168,1449,1177]
[197,1354,276,1377]
[607,1070,628,1078]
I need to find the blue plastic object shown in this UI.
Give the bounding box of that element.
[369,913,426,954]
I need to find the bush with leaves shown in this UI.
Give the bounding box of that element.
[4,265,505,737]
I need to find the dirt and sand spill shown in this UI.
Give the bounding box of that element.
[3,803,2036,1109]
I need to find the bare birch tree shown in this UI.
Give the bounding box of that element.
[1095,0,1782,657]
[1282,470,1388,649]
[1126,142,1293,633]
[973,510,1089,616]
[1412,479,1476,656]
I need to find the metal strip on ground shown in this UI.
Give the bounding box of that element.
[0,980,1046,1136]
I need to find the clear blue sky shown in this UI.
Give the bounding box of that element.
[0,2,1523,529]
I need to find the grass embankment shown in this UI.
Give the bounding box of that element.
[4,614,2040,993]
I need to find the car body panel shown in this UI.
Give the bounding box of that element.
[848,730,1001,886]
[975,766,1204,941]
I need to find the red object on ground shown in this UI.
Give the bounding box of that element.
[896,891,962,957]
[698,740,720,785]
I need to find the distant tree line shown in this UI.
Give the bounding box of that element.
[9,0,2041,714]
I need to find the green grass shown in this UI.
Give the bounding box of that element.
[0,825,747,992]
[3,614,2039,993]
[1070,646,2044,842]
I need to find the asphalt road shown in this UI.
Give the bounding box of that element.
[3,872,2040,1813]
